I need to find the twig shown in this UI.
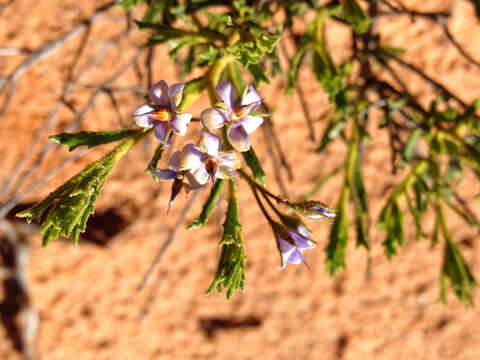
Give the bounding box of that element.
[0,1,118,118]
[0,48,143,207]
[0,149,88,219]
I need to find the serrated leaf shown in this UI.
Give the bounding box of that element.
[206,181,246,299]
[49,130,138,151]
[247,63,269,85]
[187,179,224,229]
[241,147,266,186]
[380,200,405,259]
[17,132,147,246]
[440,238,476,305]
[343,0,371,34]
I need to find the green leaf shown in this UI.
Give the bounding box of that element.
[343,0,371,34]
[17,131,148,246]
[402,128,422,162]
[405,192,427,241]
[241,147,266,186]
[350,150,369,249]
[142,1,165,23]
[326,184,349,274]
[206,181,246,299]
[380,44,405,57]
[116,0,144,12]
[317,115,347,152]
[286,42,308,95]
[227,62,247,95]
[49,130,139,151]
[187,179,224,229]
[247,63,270,85]
[440,238,476,305]
[198,46,219,65]
[227,26,280,67]
[379,200,405,259]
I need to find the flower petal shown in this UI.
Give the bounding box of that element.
[240,115,263,134]
[185,166,209,189]
[278,238,296,258]
[287,249,304,265]
[296,225,311,240]
[201,108,227,130]
[149,80,169,108]
[199,131,220,156]
[169,151,181,170]
[215,81,237,110]
[171,113,192,136]
[154,122,170,146]
[178,144,203,170]
[290,231,314,250]
[227,124,250,152]
[133,104,156,127]
[218,150,240,170]
[168,83,185,110]
[241,85,262,110]
[150,167,177,181]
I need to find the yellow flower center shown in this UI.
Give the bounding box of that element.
[155,108,172,122]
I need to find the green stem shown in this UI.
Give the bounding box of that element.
[205,55,235,103]
[238,168,286,204]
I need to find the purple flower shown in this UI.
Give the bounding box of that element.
[150,146,208,210]
[200,81,264,152]
[274,223,315,268]
[133,80,192,147]
[179,131,240,183]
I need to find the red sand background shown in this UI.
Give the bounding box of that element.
[1,1,480,359]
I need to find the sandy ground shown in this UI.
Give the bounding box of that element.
[1,0,480,359]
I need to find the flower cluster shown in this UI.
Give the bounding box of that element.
[133,80,334,270]
[133,80,261,210]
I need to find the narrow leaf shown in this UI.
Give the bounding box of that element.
[188,179,224,229]
[343,0,371,34]
[241,147,266,186]
[326,184,349,274]
[49,130,138,151]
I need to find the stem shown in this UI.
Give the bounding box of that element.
[238,168,286,203]
[249,182,274,223]
[204,54,235,103]
[261,191,284,219]
[390,160,429,202]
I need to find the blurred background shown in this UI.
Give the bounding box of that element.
[1,0,480,359]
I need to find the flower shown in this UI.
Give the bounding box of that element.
[150,146,208,210]
[200,81,264,152]
[178,131,241,183]
[133,80,192,146]
[273,223,315,268]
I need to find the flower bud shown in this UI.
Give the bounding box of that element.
[288,201,337,222]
